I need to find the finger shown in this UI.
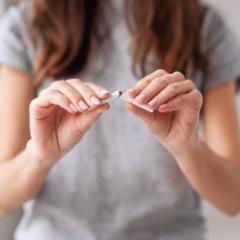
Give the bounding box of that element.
[66,79,101,107]
[85,82,111,99]
[134,72,185,105]
[30,90,74,120]
[148,79,195,109]
[125,103,154,126]
[49,80,89,112]
[158,89,202,113]
[127,69,167,97]
[75,103,110,134]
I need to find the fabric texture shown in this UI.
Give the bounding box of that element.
[0,1,240,240]
[0,2,33,74]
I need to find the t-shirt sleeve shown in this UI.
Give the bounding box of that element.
[201,7,240,91]
[0,6,32,74]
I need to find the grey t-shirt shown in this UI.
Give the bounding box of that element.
[0,2,240,240]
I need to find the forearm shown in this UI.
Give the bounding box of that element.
[170,133,240,215]
[0,141,53,214]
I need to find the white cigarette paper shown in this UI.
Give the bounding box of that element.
[102,90,154,113]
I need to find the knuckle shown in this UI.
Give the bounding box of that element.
[88,82,102,92]
[172,71,185,81]
[48,89,58,96]
[70,92,81,102]
[156,76,166,84]
[163,73,173,83]
[85,81,93,87]
[39,88,55,97]
[155,69,166,75]
[192,89,202,99]
[194,90,203,105]
[49,82,56,88]
[67,78,82,84]
[154,76,168,89]
[190,90,203,110]
[50,80,64,88]
[186,79,195,88]
[143,77,152,85]
[163,79,170,88]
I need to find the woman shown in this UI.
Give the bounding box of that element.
[0,0,239,239]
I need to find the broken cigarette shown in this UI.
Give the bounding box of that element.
[102,90,154,113]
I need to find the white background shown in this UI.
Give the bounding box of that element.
[0,0,240,239]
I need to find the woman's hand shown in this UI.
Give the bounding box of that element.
[27,79,110,166]
[126,70,203,153]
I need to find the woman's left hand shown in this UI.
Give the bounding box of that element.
[126,69,203,153]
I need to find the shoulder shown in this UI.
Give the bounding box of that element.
[201,6,232,50]
[199,5,240,90]
[0,1,34,74]
[0,1,32,38]
[202,6,225,33]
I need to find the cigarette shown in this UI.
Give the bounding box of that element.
[101,91,122,104]
[102,90,154,113]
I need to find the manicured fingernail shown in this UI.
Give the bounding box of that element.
[78,100,88,110]
[70,104,78,112]
[135,94,146,103]
[91,96,101,105]
[100,89,110,96]
[127,89,136,96]
[148,98,158,107]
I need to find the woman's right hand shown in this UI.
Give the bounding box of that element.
[27,79,110,166]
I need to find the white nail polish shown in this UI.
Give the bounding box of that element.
[91,96,101,105]
[78,101,88,110]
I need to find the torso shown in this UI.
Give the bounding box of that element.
[14,1,207,239]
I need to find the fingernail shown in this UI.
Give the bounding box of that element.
[100,89,110,96]
[148,98,158,107]
[70,104,78,112]
[78,100,89,110]
[127,88,136,96]
[135,94,146,103]
[91,96,101,105]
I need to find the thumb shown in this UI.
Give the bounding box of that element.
[125,103,155,125]
[75,103,110,134]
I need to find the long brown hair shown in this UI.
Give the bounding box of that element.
[30,0,206,83]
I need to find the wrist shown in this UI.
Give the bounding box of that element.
[167,131,202,159]
[25,140,59,170]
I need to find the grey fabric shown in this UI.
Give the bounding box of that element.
[0,0,19,15]
[0,2,240,240]
[0,1,33,74]
[201,7,240,90]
